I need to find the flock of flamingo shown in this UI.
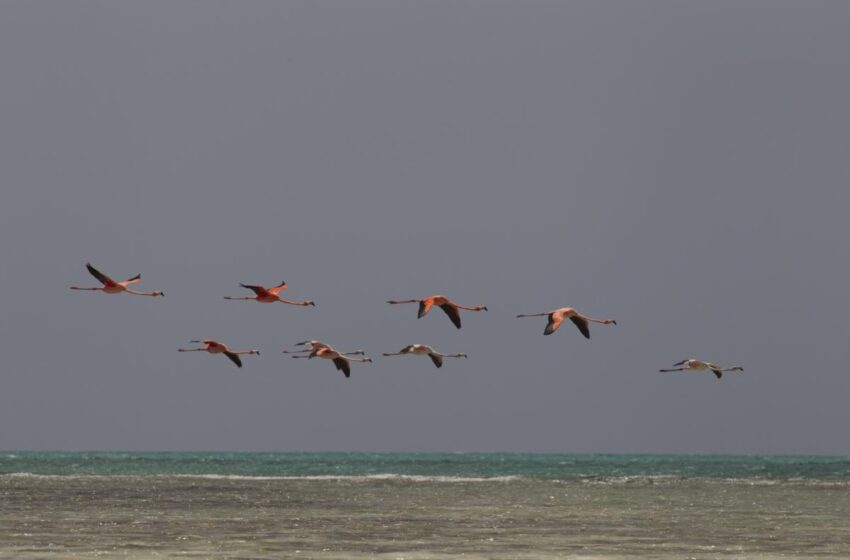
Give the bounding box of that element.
[71,262,744,379]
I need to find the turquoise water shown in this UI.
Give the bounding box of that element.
[2,451,850,480]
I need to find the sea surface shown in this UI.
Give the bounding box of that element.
[2,452,849,559]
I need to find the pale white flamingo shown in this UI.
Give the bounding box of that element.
[178,339,260,368]
[659,359,744,379]
[224,281,314,306]
[515,307,616,338]
[70,263,164,297]
[382,344,467,368]
[386,295,487,329]
[289,346,372,378]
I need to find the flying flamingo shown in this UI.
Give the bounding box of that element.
[386,295,488,329]
[178,339,260,368]
[70,263,164,297]
[224,281,315,306]
[282,340,366,357]
[289,346,372,378]
[659,359,744,379]
[382,344,467,368]
[515,307,616,338]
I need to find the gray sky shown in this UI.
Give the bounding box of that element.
[1,1,849,454]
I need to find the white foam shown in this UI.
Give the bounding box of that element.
[1,472,522,483]
[167,473,523,482]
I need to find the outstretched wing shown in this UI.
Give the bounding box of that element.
[418,299,433,318]
[712,370,723,379]
[428,353,443,368]
[267,281,287,295]
[569,316,591,339]
[333,357,351,378]
[544,313,563,336]
[438,304,462,329]
[224,352,243,368]
[123,273,141,285]
[86,263,117,286]
[239,283,268,296]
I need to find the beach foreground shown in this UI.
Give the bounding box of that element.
[2,454,850,558]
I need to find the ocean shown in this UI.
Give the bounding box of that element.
[2,452,849,558]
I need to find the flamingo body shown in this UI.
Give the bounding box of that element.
[225,281,314,306]
[287,342,372,378]
[387,295,487,329]
[382,344,467,368]
[516,307,616,338]
[70,263,164,297]
[178,339,260,368]
[659,359,744,379]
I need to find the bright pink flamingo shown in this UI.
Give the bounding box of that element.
[224,281,314,306]
[386,295,487,329]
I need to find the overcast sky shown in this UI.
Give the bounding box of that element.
[1,1,849,454]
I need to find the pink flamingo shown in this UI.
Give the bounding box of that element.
[515,307,616,338]
[70,263,164,297]
[224,281,314,306]
[178,339,260,368]
[386,295,487,329]
[290,346,372,378]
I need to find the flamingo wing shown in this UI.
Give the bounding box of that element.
[239,283,268,296]
[544,313,563,335]
[569,316,591,339]
[428,353,443,368]
[267,281,288,295]
[712,369,723,379]
[122,273,141,285]
[224,352,243,368]
[417,299,433,318]
[333,357,351,378]
[86,263,117,286]
[438,304,462,329]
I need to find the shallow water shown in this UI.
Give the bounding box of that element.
[2,453,849,558]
